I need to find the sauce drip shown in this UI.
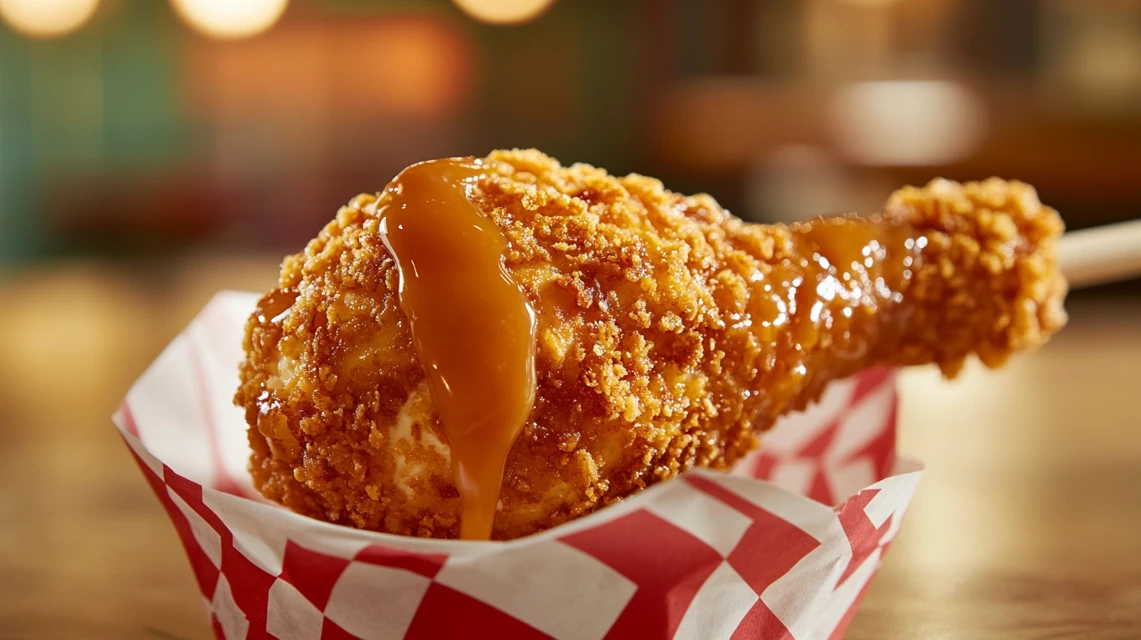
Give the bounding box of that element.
[738,216,926,411]
[375,158,537,540]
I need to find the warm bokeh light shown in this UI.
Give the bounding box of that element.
[184,17,473,122]
[832,0,905,8]
[0,0,99,38]
[170,0,288,40]
[452,0,555,25]
[828,80,987,166]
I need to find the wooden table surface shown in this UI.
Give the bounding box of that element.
[1,259,1138,639]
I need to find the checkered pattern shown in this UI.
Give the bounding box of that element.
[731,366,899,506]
[114,292,922,640]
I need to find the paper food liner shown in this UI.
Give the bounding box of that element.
[115,291,922,640]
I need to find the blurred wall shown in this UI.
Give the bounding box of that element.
[1,0,1139,276]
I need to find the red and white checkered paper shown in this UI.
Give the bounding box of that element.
[114,291,922,640]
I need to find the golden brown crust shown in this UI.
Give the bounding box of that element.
[235,150,1066,539]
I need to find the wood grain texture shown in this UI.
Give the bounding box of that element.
[0,262,1137,639]
[850,304,1141,639]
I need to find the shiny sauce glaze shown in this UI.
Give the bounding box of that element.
[738,215,927,417]
[374,158,537,540]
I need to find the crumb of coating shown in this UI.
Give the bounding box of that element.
[878,177,1067,376]
[235,150,1066,540]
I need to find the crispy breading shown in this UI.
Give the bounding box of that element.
[234,150,1066,539]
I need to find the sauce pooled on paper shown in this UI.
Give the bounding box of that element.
[375,158,537,540]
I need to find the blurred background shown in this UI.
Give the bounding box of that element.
[1,0,1140,263]
[0,1,1139,638]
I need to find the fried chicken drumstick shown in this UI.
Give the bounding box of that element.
[235,149,1066,540]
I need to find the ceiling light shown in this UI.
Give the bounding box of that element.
[0,0,100,38]
[170,0,288,40]
[452,0,555,26]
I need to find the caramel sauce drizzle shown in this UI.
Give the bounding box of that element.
[375,158,537,540]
